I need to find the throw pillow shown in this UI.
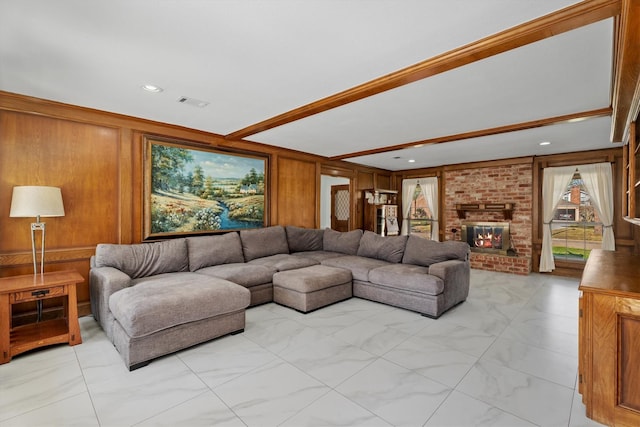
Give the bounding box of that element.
[285,226,324,252]
[402,236,469,267]
[95,238,189,279]
[323,228,363,255]
[239,225,289,261]
[186,232,244,271]
[357,231,408,263]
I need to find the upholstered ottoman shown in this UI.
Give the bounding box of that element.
[272,265,352,313]
[108,272,250,370]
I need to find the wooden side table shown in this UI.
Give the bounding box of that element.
[0,270,84,364]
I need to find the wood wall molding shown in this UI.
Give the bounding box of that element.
[611,0,640,142]
[0,248,96,267]
[226,0,620,141]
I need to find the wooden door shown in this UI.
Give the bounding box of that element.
[331,185,350,231]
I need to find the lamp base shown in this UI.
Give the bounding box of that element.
[30,220,46,277]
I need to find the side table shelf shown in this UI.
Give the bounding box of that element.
[0,270,84,364]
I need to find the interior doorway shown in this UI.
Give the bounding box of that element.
[320,175,350,230]
[331,184,350,231]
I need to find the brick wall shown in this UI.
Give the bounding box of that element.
[445,163,532,275]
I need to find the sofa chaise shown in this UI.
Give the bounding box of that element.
[90,225,470,369]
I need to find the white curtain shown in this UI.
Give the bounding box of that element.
[401,177,439,240]
[578,163,615,251]
[422,177,439,241]
[540,166,576,272]
[401,179,418,235]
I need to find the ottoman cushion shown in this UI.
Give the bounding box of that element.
[109,272,249,338]
[273,265,353,312]
[273,265,352,293]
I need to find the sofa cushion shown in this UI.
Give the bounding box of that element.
[95,239,189,279]
[285,226,324,252]
[368,264,444,296]
[187,233,244,271]
[248,254,318,271]
[109,272,249,338]
[402,236,470,267]
[357,231,408,263]
[240,225,289,262]
[321,255,391,282]
[292,250,344,263]
[196,263,276,288]
[323,228,363,255]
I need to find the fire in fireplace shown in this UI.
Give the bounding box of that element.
[461,221,510,255]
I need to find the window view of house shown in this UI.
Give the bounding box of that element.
[551,172,603,262]
[408,183,434,239]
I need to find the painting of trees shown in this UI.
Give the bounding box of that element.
[145,139,267,238]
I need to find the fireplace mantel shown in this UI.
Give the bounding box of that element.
[455,202,514,220]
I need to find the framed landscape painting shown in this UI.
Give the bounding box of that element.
[144,137,267,240]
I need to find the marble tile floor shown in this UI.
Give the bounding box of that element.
[0,269,606,427]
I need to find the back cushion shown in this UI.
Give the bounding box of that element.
[323,228,363,255]
[357,231,408,263]
[186,233,244,271]
[94,238,189,279]
[240,225,289,261]
[286,226,324,252]
[402,236,470,267]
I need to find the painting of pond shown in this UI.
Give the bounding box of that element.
[144,138,267,239]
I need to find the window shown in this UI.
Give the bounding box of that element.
[408,183,434,239]
[551,172,602,262]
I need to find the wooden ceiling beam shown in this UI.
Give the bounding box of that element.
[611,0,640,142]
[330,108,613,160]
[226,0,620,141]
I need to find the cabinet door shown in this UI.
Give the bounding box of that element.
[617,298,640,416]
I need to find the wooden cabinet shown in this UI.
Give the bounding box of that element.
[623,121,640,225]
[0,270,83,364]
[579,249,640,426]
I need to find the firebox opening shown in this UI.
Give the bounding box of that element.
[461,221,511,255]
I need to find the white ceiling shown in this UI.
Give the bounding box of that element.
[0,0,623,171]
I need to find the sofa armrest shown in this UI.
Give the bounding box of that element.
[428,259,470,306]
[89,266,132,340]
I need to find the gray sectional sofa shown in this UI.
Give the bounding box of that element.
[90,225,470,370]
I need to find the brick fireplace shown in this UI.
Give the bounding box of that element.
[445,162,532,275]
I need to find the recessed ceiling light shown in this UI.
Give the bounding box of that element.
[413,144,424,148]
[568,117,587,123]
[408,159,416,163]
[142,84,163,93]
[539,141,551,146]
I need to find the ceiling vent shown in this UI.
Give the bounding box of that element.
[177,96,209,108]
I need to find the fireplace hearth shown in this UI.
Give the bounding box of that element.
[461,221,510,255]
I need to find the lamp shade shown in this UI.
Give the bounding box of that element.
[9,186,65,218]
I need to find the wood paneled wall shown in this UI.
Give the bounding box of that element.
[0,92,388,316]
[276,156,317,227]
